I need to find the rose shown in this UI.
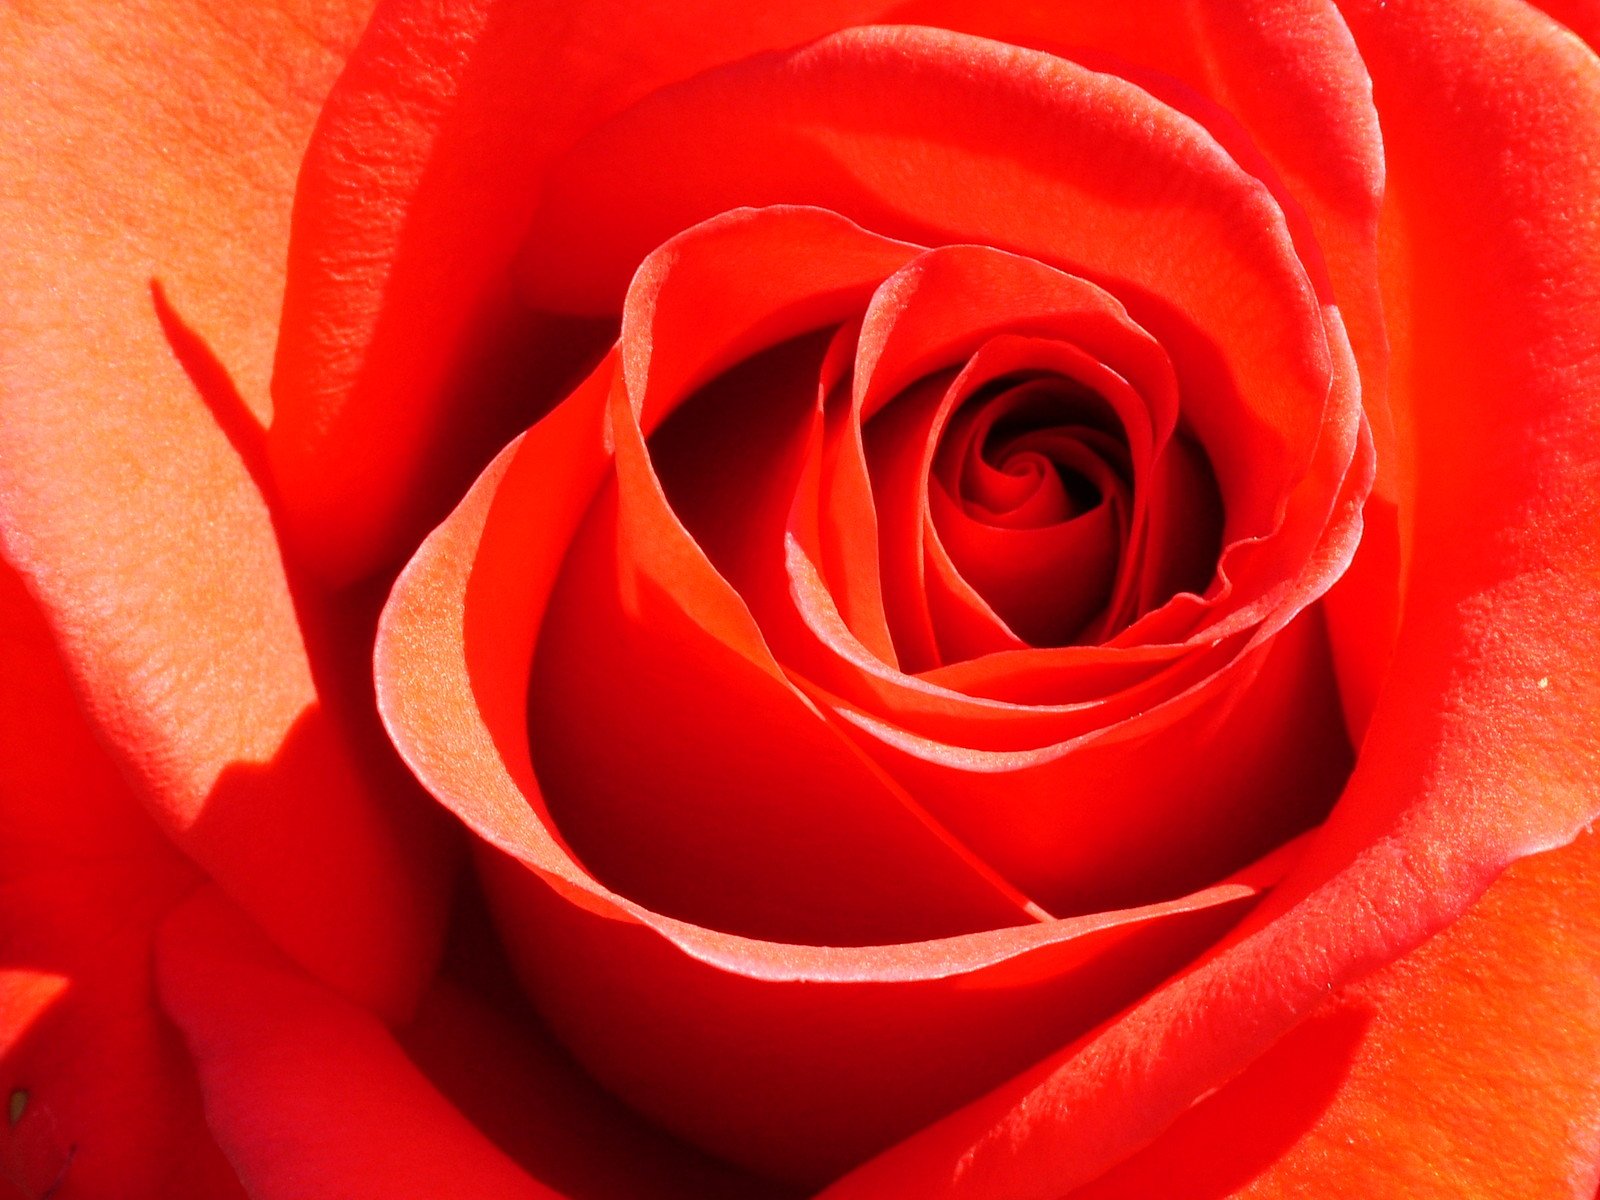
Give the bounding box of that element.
[3,2,1598,1197]
[2,2,1598,1198]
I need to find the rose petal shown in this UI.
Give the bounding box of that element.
[376,408,1306,1182]
[818,1,1600,1191]
[883,0,1401,736]
[827,609,1353,913]
[0,562,242,1200]
[0,0,450,1017]
[832,246,1185,663]
[1065,831,1600,1199]
[396,886,791,1200]
[874,0,1387,405]
[530,476,1044,942]
[802,321,905,665]
[269,0,898,580]
[155,889,557,1200]
[482,838,1281,1186]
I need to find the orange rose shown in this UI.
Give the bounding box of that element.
[3,3,1598,1198]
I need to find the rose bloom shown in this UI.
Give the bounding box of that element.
[3,0,1599,1197]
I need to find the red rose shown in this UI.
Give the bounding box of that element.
[3,2,1599,1198]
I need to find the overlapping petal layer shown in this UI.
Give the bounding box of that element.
[378,23,1375,1173]
[371,1,1600,1185]
[1061,830,1600,1200]
[378,392,1305,1178]
[818,1,1600,1193]
[4,0,1589,1194]
[0,0,453,1020]
[0,562,242,1200]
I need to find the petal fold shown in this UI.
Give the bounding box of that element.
[0,561,242,1200]
[156,889,556,1200]
[820,2,1600,1191]
[269,0,894,579]
[0,0,451,1017]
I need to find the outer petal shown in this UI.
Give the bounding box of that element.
[156,889,557,1200]
[1530,0,1600,47]
[395,884,787,1200]
[821,0,1600,1193]
[269,0,899,579]
[376,403,1298,1182]
[0,0,452,1016]
[1067,830,1600,1199]
[0,562,242,1200]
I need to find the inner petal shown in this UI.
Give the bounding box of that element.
[930,477,1124,649]
[863,345,1158,663]
[928,376,1135,647]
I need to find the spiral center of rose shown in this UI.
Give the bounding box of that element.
[928,375,1136,647]
[649,314,1222,674]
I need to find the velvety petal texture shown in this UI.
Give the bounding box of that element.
[371,2,1599,1194]
[6,0,1597,1195]
[377,19,1380,1178]
[1067,830,1600,1200]
[0,562,242,1200]
[0,0,453,1019]
[270,0,903,580]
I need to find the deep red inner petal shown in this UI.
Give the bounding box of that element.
[927,376,1134,646]
[532,332,1050,944]
[930,481,1124,648]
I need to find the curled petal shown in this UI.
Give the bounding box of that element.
[377,405,1307,1181]
[269,0,897,579]
[818,1,1600,1191]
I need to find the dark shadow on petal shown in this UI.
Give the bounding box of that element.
[149,280,461,1015]
[400,873,799,1200]
[150,279,276,510]
[1066,1003,1372,1199]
